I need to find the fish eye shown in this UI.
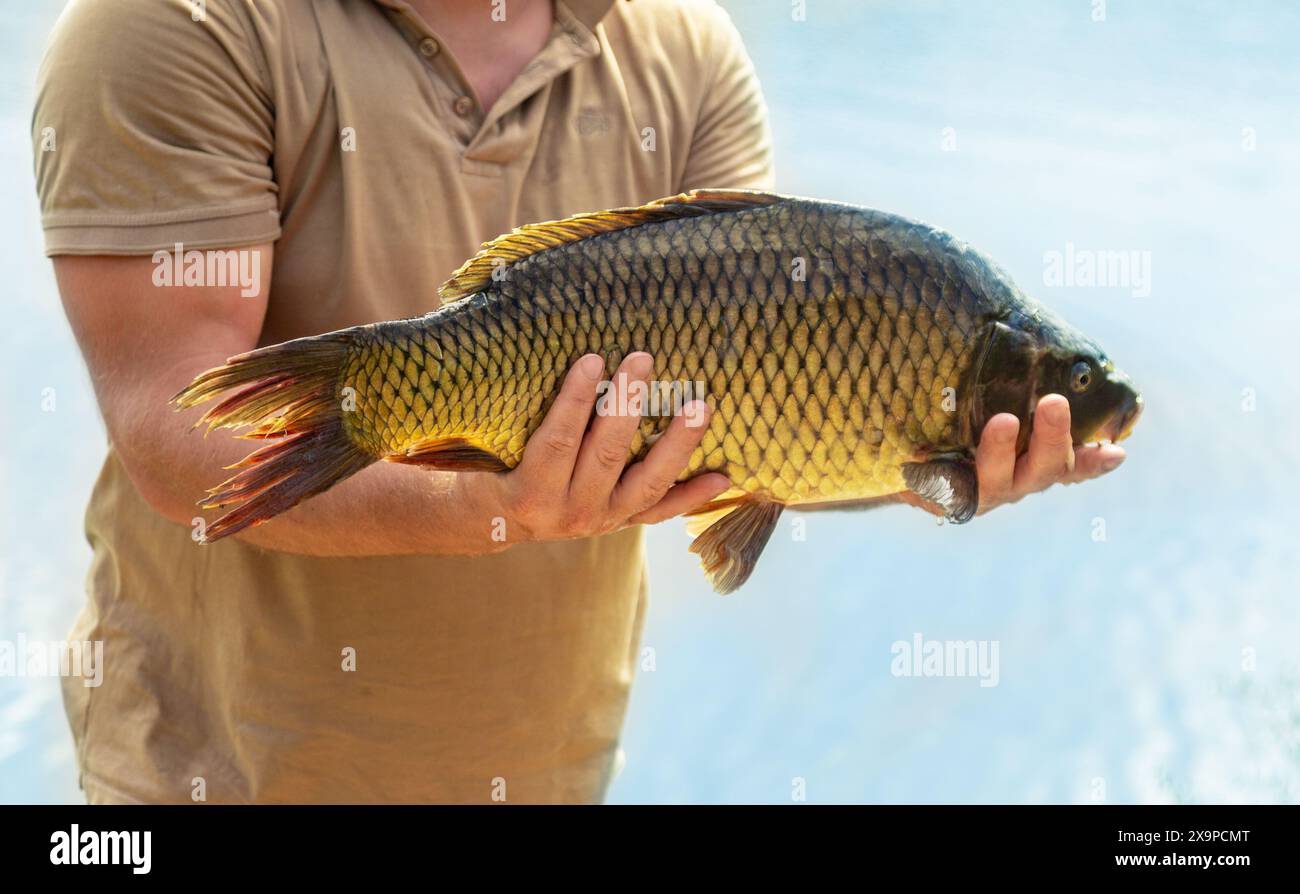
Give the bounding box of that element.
[1070,360,1094,393]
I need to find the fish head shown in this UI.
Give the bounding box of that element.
[1036,331,1143,445]
[969,307,1142,449]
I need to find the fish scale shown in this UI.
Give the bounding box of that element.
[341,198,978,505]
[174,189,1142,593]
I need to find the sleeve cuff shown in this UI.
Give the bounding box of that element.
[41,198,281,256]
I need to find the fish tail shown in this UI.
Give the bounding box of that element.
[172,332,376,541]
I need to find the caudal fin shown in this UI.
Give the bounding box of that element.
[172,333,375,541]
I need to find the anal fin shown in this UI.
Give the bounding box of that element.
[385,436,509,472]
[683,487,751,537]
[901,453,978,524]
[687,496,783,595]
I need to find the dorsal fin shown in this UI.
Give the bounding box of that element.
[438,189,786,301]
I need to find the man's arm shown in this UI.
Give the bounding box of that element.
[55,250,730,557]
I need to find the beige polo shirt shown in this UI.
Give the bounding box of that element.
[33,0,772,803]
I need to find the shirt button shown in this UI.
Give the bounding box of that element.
[418,38,439,57]
[452,95,474,117]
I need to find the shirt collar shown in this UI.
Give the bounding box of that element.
[560,0,617,30]
[370,0,616,31]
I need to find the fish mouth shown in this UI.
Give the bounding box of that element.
[1089,393,1143,444]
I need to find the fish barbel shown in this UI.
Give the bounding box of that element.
[174,190,1142,592]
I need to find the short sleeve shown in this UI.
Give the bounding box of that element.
[32,0,280,256]
[678,3,775,192]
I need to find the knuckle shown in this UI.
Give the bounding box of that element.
[511,509,542,539]
[555,510,590,538]
[592,515,620,536]
[594,441,628,469]
[681,420,710,443]
[508,490,546,528]
[639,478,672,508]
[542,431,581,455]
[561,389,593,413]
[625,511,649,526]
[1031,453,1071,481]
[507,514,537,543]
[1040,422,1072,445]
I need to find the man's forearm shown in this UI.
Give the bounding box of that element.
[111,360,506,558]
[238,459,503,557]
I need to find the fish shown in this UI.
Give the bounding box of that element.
[173,189,1142,593]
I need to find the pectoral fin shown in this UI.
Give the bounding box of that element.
[385,436,510,472]
[687,496,783,595]
[791,494,904,513]
[901,453,979,524]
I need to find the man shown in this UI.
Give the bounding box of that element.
[33,0,1125,804]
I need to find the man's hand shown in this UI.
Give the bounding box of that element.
[467,352,732,545]
[899,389,1123,517]
[973,393,1126,514]
[904,392,1126,517]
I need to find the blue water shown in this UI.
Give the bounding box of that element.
[3,0,1298,804]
